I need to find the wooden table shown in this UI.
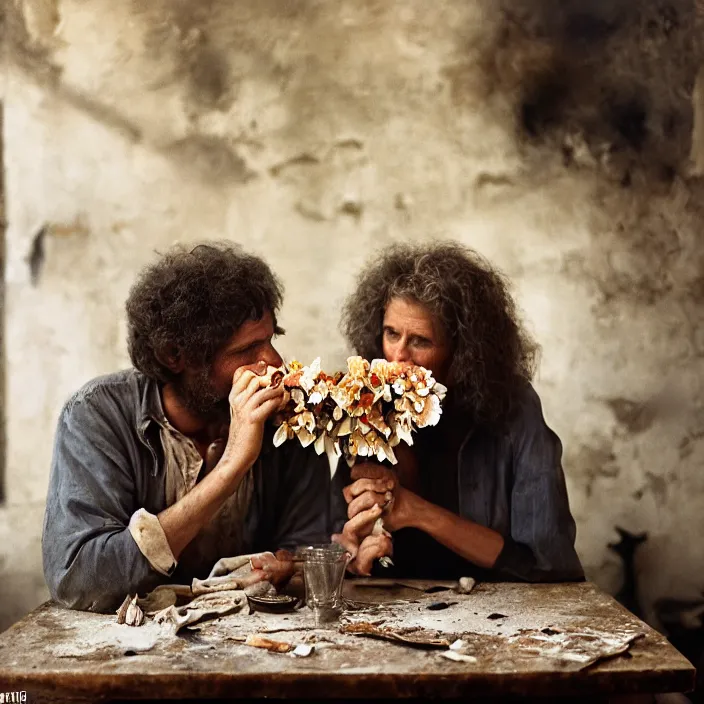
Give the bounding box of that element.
[0,580,694,702]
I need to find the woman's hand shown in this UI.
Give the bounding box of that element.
[332,532,393,576]
[221,362,285,472]
[344,463,417,534]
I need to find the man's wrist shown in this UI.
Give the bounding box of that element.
[214,452,252,490]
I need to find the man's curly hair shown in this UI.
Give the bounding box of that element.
[126,242,283,383]
[341,241,539,427]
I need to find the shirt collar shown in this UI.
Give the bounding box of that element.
[139,376,168,428]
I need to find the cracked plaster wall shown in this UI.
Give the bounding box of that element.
[2,0,704,631]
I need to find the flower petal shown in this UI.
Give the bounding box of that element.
[338,415,354,436]
[296,427,316,447]
[314,433,326,455]
[273,423,291,448]
[291,389,306,412]
[416,394,442,427]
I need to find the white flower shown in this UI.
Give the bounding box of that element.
[347,356,370,377]
[416,394,442,427]
[314,432,326,455]
[394,396,415,414]
[331,377,364,409]
[296,427,316,447]
[308,379,330,405]
[337,415,354,436]
[290,388,306,413]
[365,407,392,439]
[390,411,414,445]
[273,423,294,447]
[369,358,388,376]
[298,411,316,433]
[299,358,321,393]
[348,429,370,457]
[376,439,397,464]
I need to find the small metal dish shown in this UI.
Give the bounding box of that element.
[247,594,299,614]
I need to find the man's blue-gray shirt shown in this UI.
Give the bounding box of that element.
[42,369,331,612]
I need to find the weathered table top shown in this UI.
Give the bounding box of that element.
[0,580,694,701]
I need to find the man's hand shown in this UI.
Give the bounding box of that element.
[158,362,284,562]
[206,551,293,589]
[222,361,285,472]
[250,549,296,587]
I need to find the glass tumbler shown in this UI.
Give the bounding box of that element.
[298,543,350,627]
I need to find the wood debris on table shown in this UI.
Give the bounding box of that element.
[340,621,454,648]
[506,626,646,671]
[245,634,293,653]
[115,594,144,627]
[440,650,478,663]
[352,578,454,593]
[137,584,191,613]
[154,590,249,633]
[116,552,282,633]
[440,638,479,663]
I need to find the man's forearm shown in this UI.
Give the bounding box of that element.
[158,457,250,559]
[405,494,505,569]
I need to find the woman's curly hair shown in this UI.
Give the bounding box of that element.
[126,242,283,383]
[341,241,539,428]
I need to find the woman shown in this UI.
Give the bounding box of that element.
[331,242,584,582]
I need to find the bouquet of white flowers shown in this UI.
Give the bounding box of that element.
[270,356,447,467]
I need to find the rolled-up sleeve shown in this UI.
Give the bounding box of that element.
[128,509,176,576]
[494,389,585,582]
[42,393,166,612]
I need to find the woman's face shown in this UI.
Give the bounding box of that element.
[382,297,451,383]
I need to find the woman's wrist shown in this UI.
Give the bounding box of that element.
[395,488,425,530]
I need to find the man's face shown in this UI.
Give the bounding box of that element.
[174,310,283,423]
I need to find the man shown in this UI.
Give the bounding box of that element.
[43,242,330,611]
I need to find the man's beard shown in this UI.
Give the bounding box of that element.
[173,366,230,425]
